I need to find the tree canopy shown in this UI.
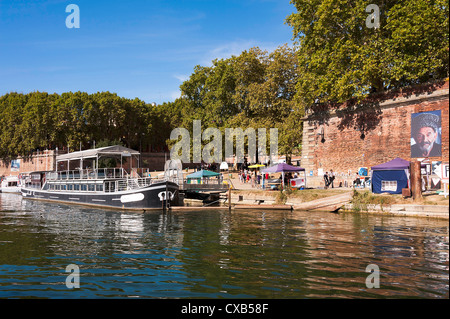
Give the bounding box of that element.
[0,92,160,161]
[286,0,449,107]
[174,44,302,162]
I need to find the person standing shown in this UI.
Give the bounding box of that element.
[262,173,266,189]
[323,172,330,189]
[353,172,361,188]
[329,169,335,188]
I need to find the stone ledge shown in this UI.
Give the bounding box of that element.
[342,203,449,219]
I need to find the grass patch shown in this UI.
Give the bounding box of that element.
[351,190,396,212]
[275,190,288,204]
[288,188,349,202]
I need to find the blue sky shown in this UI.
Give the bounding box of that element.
[0,0,296,104]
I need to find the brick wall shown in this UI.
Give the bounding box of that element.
[0,150,57,177]
[301,80,449,187]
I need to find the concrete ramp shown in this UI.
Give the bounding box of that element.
[292,192,353,212]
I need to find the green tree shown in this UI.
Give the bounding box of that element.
[0,93,27,159]
[246,45,302,160]
[286,0,449,108]
[55,92,90,151]
[20,92,57,153]
[176,45,301,163]
[150,100,183,152]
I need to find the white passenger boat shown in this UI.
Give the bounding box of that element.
[0,175,21,193]
[20,145,182,210]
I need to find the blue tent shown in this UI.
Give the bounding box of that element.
[371,158,410,194]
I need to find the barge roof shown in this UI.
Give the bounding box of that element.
[56,145,140,162]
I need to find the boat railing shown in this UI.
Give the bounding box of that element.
[104,177,160,193]
[44,170,176,193]
[47,168,127,181]
[181,178,231,191]
[131,168,152,178]
[25,182,42,189]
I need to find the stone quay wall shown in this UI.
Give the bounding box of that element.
[301,80,449,188]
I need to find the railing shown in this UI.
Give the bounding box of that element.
[131,168,152,178]
[104,177,163,193]
[24,182,42,189]
[182,178,230,192]
[43,168,183,194]
[47,168,127,181]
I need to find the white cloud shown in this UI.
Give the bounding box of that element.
[173,74,189,82]
[169,90,181,101]
[201,40,279,66]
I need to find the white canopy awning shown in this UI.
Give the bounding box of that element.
[56,145,140,162]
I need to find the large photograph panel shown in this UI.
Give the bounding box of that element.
[411,111,442,158]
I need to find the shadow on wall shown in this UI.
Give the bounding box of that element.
[306,79,447,139]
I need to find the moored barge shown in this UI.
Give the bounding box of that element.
[20,146,181,210]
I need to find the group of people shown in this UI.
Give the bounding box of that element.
[239,169,265,188]
[353,172,371,188]
[240,170,302,189]
[323,170,336,188]
[322,169,372,189]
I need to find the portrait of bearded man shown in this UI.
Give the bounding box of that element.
[411,112,442,158]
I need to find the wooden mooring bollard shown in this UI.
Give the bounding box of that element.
[410,160,422,200]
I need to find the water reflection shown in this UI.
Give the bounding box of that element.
[0,193,448,298]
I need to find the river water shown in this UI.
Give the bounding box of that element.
[0,193,448,299]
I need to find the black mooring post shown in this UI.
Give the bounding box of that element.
[165,180,169,211]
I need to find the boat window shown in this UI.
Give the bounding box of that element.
[88,184,95,192]
[105,181,115,192]
[81,184,87,192]
[96,184,103,192]
[97,169,105,179]
[68,184,73,191]
[74,184,80,191]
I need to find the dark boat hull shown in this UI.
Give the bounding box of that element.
[21,181,181,211]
